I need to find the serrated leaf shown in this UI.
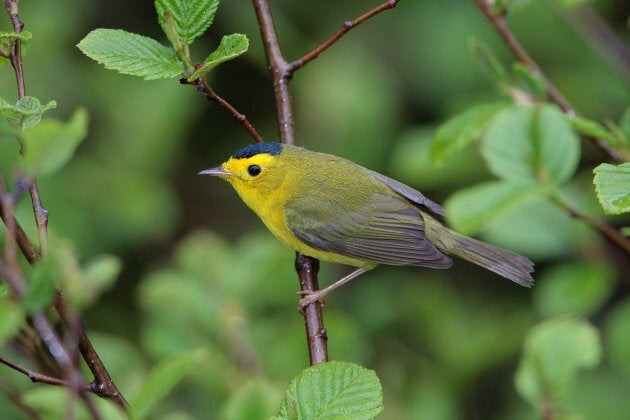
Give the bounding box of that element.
[482,104,580,186]
[188,33,249,81]
[77,29,183,80]
[21,108,88,176]
[0,96,57,129]
[515,317,601,410]
[156,0,219,46]
[444,181,543,235]
[130,348,208,420]
[430,102,508,165]
[593,163,630,214]
[569,115,619,145]
[534,263,615,318]
[278,361,383,420]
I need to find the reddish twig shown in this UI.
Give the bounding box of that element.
[288,0,400,75]
[551,195,630,255]
[187,78,264,143]
[54,297,129,409]
[5,0,25,98]
[473,0,623,162]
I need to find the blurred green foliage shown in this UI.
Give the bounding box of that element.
[0,0,629,418]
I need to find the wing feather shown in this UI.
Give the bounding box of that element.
[286,192,452,268]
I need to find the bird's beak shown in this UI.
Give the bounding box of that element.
[198,166,232,177]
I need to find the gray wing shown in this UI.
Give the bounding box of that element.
[368,170,446,216]
[285,192,452,268]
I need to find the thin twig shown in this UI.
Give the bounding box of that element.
[551,195,630,255]
[54,297,129,409]
[0,351,84,389]
[288,0,400,75]
[5,0,25,98]
[187,78,264,143]
[473,0,623,162]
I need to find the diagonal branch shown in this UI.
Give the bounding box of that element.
[473,0,624,162]
[288,0,400,75]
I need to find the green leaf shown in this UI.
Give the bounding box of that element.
[469,37,508,91]
[569,115,619,145]
[0,297,24,345]
[430,102,508,165]
[156,0,220,46]
[482,104,580,186]
[515,317,601,410]
[188,33,249,81]
[77,29,183,80]
[21,107,88,176]
[444,181,543,235]
[130,348,208,420]
[593,163,630,214]
[278,361,383,419]
[534,263,615,318]
[63,253,122,310]
[0,96,57,129]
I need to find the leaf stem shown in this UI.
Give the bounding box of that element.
[189,78,264,143]
[473,0,624,162]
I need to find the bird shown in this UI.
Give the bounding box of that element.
[200,142,534,309]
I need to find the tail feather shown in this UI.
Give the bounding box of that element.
[446,231,534,287]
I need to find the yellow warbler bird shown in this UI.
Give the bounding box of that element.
[200,143,534,308]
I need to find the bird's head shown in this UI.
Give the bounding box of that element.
[199,143,289,203]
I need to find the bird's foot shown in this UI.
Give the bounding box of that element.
[297,290,328,313]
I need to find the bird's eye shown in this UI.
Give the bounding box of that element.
[247,165,261,176]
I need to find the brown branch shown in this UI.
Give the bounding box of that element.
[54,297,129,409]
[295,254,328,365]
[251,0,400,366]
[252,0,294,145]
[0,180,128,410]
[0,1,129,411]
[252,0,326,365]
[5,0,25,98]
[473,0,624,163]
[288,0,400,75]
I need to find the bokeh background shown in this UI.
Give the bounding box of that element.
[0,0,629,418]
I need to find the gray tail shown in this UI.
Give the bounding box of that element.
[447,231,534,287]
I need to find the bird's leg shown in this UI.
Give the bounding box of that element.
[298,267,368,310]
